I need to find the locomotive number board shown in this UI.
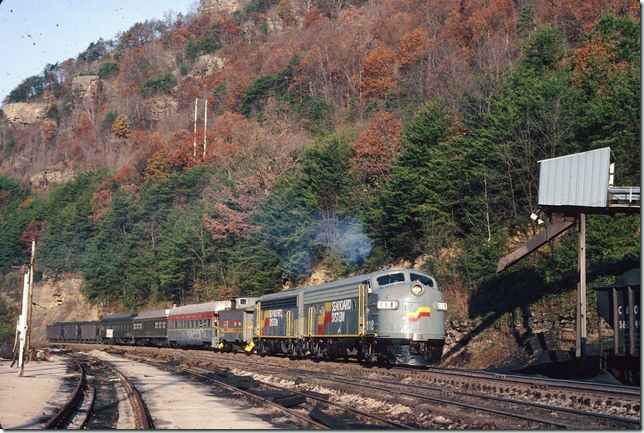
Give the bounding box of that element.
[377,300,399,310]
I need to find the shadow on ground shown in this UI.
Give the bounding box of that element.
[441,255,639,382]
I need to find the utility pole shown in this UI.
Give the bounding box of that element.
[25,240,36,363]
[203,100,208,160]
[17,266,30,376]
[193,98,198,158]
[576,213,586,361]
[193,98,208,160]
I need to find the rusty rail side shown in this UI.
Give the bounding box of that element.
[105,363,154,429]
[43,359,86,429]
[185,369,329,429]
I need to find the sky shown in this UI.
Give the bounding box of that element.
[0,0,198,105]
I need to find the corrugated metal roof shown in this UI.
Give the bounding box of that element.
[538,147,613,208]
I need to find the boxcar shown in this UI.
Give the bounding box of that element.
[79,321,100,343]
[101,313,137,344]
[215,297,257,352]
[132,309,169,346]
[168,301,231,348]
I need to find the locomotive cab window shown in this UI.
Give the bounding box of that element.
[410,273,433,287]
[377,273,405,286]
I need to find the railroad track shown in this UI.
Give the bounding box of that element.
[43,355,153,429]
[55,344,641,429]
[194,353,640,429]
[126,354,412,429]
[407,365,641,408]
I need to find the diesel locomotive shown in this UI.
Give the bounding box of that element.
[46,268,447,365]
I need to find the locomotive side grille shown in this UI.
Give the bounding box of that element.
[261,296,297,310]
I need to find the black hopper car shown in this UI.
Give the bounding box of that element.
[595,268,640,386]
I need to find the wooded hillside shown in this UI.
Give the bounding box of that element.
[0,0,639,340]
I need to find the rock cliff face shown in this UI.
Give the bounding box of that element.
[2,102,48,124]
[72,75,102,103]
[190,54,226,77]
[142,96,179,122]
[29,167,76,190]
[201,0,249,14]
[30,277,101,343]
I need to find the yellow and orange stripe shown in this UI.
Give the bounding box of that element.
[406,306,431,322]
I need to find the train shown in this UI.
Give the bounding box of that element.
[47,268,447,365]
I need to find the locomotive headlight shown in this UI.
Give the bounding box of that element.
[411,284,424,296]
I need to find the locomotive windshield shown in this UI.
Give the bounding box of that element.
[377,273,405,286]
[410,273,433,287]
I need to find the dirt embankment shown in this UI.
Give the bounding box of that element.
[30,277,100,344]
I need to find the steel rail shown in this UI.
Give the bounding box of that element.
[126,351,413,429]
[163,353,577,428]
[179,367,329,429]
[104,362,155,429]
[43,359,86,429]
[210,355,577,429]
[417,366,641,398]
[200,354,640,428]
[232,373,413,429]
[77,385,96,429]
[288,369,580,429]
[313,367,641,427]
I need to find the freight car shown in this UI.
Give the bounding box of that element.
[167,301,231,348]
[46,322,64,342]
[132,309,169,347]
[252,268,447,365]
[46,321,99,343]
[101,313,137,345]
[61,322,81,342]
[79,321,101,343]
[595,268,640,386]
[214,297,257,352]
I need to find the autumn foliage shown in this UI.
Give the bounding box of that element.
[361,46,398,99]
[351,111,402,186]
[20,219,46,252]
[112,114,132,140]
[0,0,639,311]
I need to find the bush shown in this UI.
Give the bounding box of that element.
[140,73,176,97]
[98,62,119,79]
[3,138,15,154]
[45,104,60,122]
[102,111,117,131]
[186,23,223,61]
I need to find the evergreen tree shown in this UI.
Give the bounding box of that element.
[373,101,461,259]
[112,114,132,140]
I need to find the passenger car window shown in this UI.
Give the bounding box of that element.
[410,273,434,287]
[377,273,405,286]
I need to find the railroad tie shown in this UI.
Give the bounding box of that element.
[309,405,350,429]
